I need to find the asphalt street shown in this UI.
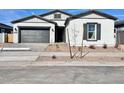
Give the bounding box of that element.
[0,66,124,84]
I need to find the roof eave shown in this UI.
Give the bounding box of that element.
[40,9,73,17]
[0,23,12,30]
[11,15,57,25]
[65,10,118,26]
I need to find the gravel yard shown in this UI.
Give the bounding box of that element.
[41,43,124,62]
[45,43,120,52]
[37,56,124,62]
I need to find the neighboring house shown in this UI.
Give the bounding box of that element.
[12,10,72,43]
[12,9,117,47]
[115,20,124,30]
[65,10,117,46]
[115,20,124,44]
[0,23,13,43]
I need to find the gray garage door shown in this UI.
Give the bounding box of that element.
[117,31,124,44]
[20,28,50,43]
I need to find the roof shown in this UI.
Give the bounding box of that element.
[11,15,57,25]
[115,20,124,27]
[0,23,12,30]
[40,9,73,17]
[65,10,118,25]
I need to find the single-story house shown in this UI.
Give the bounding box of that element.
[12,9,117,46]
[115,20,124,44]
[0,23,13,43]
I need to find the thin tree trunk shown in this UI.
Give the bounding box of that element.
[80,27,84,58]
[67,29,73,58]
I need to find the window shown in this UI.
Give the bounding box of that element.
[54,14,61,19]
[0,29,5,33]
[87,23,97,40]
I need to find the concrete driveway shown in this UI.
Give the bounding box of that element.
[0,43,49,62]
[0,66,124,84]
[2,43,49,52]
[0,51,41,62]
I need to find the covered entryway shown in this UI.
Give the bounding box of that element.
[19,27,50,43]
[55,26,65,42]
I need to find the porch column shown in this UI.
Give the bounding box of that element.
[50,26,55,44]
[2,32,5,43]
[13,26,19,43]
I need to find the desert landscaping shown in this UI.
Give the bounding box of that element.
[45,43,121,52]
[36,43,124,62]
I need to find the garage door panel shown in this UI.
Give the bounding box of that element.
[118,31,124,44]
[20,29,49,43]
[120,31,124,44]
[21,37,49,43]
[22,37,49,42]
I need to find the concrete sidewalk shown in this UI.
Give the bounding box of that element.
[40,52,124,57]
[0,51,124,57]
[30,61,124,66]
[0,61,124,67]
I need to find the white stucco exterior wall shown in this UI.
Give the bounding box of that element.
[66,16,115,46]
[13,20,55,43]
[53,21,66,26]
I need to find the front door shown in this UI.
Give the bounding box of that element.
[55,27,65,42]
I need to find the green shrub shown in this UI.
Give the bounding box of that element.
[89,45,96,49]
[103,44,107,49]
[52,55,57,59]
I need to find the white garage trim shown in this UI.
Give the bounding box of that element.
[12,15,56,43]
[19,27,50,43]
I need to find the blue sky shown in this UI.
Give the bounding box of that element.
[0,9,124,26]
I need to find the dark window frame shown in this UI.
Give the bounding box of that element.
[54,14,61,19]
[86,23,97,41]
